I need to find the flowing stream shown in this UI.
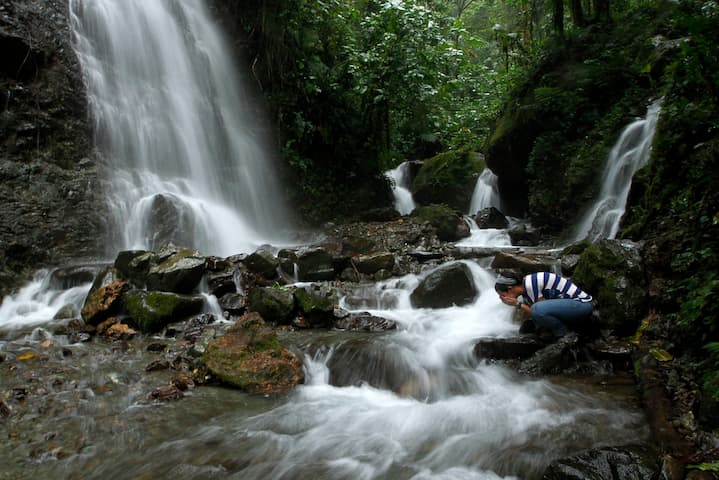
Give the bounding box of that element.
[0,3,651,478]
[68,0,291,257]
[1,262,648,479]
[572,100,662,242]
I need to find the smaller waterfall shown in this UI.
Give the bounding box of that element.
[385,162,416,215]
[573,100,662,242]
[468,168,501,215]
[458,168,512,247]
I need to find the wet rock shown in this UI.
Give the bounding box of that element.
[518,334,582,375]
[145,194,196,251]
[586,338,634,371]
[333,312,396,332]
[475,207,509,229]
[114,250,157,287]
[410,262,477,309]
[491,251,558,274]
[296,247,335,282]
[0,399,10,417]
[247,286,295,325]
[48,264,103,290]
[572,239,647,336]
[507,223,541,246]
[201,312,304,394]
[218,292,245,315]
[124,290,205,333]
[145,359,170,372]
[149,384,184,402]
[293,284,337,327]
[145,247,206,294]
[353,252,395,275]
[411,149,484,211]
[206,268,237,298]
[245,247,279,278]
[473,336,546,361]
[80,278,129,326]
[172,372,195,391]
[53,303,78,320]
[105,323,137,340]
[411,205,469,242]
[542,445,657,479]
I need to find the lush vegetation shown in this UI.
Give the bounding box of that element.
[225,0,719,403]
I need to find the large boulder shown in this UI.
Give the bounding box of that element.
[475,207,509,229]
[296,247,335,282]
[80,274,129,326]
[411,149,484,211]
[491,251,558,275]
[145,247,206,294]
[144,194,196,251]
[410,262,477,309]
[201,312,304,394]
[292,284,337,328]
[571,240,647,336]
[244,247,279,278]
[247,286,295,325]
[353,252,395,275]
[411,204,470,242]
[114,250,157,287]
[124,290,205,333]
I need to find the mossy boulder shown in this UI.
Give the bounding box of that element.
[411,149,484,211]
[293,285,337,327]
[247,286,295,324]
[114,250,158,287]
[202,312,304,394]
[145,247,206,293]
[124,290,205,333]
[572,239,647,335]
[411,204,469,242]
[296,247,335,282]
[244,247,279,278]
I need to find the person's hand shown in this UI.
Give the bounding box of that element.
[500,295,519,307]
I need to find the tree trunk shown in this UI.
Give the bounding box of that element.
[593,0,611,22]
[552,0,564,38]
[570,0,586,27]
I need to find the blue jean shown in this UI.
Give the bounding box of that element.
[531,299,593,337]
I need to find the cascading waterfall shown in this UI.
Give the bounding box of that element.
[573,99,662,242]
[386,161,417,215]
[458,168,513,247]
[468,168,501,215]
[68,0,291,257]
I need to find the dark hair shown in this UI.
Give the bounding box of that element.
[494,275,519,293]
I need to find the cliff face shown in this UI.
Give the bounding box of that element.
[0,0,105,297]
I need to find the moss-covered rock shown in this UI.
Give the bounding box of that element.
[124,290,205,333]
[202,312,303,394]
[411,204,468,242]
[293,285,337,327]
[145,247,206,294]
[572,240,647,335]
[247,286,295,325]
[411,149,484,211]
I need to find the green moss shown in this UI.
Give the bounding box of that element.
[411,148,484,210]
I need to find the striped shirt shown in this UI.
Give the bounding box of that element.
[522,272,593,304]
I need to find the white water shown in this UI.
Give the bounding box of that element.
[469,168,501,215]
[0,272,90,331]
[153,261,646,479]
[386,162,417,215]
[69,0,291,257]
[458,168,513,247]
[573,100,662,242]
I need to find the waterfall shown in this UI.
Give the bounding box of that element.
[385,161,416,215]
[458,168,512,247]
[68,0,291,257]
[573,100,662,242]
[468,168,501,215]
